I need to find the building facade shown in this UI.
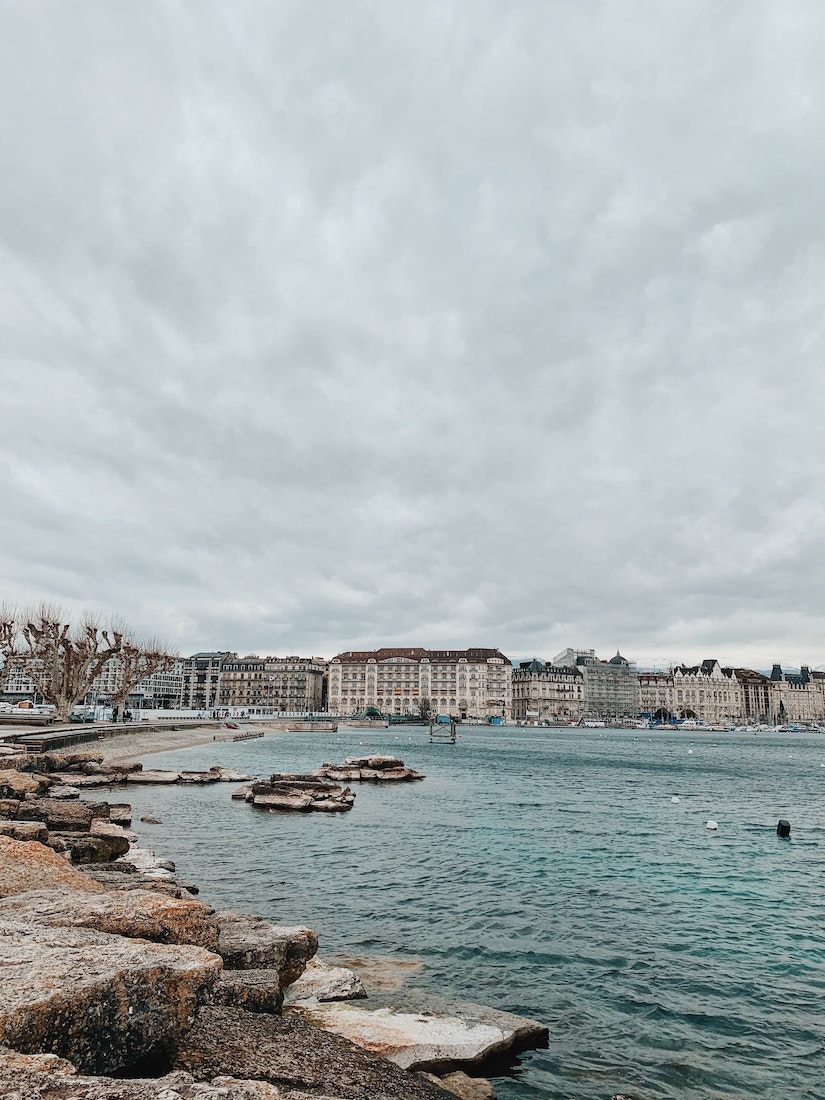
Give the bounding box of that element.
[511,659,584,722]
[327,647,512,720]
[767,664,823,724]
[639,660,741,724]
[219,656,325,712]
[179,652,235,711]
[554,649,639,718]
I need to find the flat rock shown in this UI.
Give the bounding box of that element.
[210,767,254,782]
[174,1005,453,1100]
[0,836,107,897]
[0,820,49,843]
[16,797,109,831]
[346,756,405,770]
[179,771,222,784]
[232,785,254,800]
[0,919,221,1075]
[290,998,548,1073]
[46,784,82,799]
[0,797,21,818]
[253,792,314,812]
[108,802,133,826]
[213,968,285,1014]
[0,887,219,950]
[216,911,318,985]
[127,770,182,784]
[81,868,201,898]
[284,958,367,1004]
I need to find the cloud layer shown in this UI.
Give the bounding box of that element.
[3,0,825,666]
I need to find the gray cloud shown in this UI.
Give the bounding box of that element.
[3,0,825,667]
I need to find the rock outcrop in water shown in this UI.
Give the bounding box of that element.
[316,756,425,783]
[244,773,357,813]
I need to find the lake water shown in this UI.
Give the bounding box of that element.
[116,726,825,1100]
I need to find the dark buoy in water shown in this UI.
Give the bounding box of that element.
[776,819,791,838]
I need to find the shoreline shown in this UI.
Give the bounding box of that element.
[52,723,280,765]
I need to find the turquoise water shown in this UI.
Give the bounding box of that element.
[116,727,825,1099]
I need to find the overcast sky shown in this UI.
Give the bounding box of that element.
[2,1,825,668]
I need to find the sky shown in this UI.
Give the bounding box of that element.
[2,1,825,669]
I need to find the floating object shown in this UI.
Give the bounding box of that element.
[776,819,791,838]
[671,796,680,804]
[688,749,694,755]
[706,820,718,831]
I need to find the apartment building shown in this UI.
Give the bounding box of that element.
[554,649,639,718]
[219,655,325,712]
[327,647,512,720]
[767,664,823,723]
[179,652,235,711]
[511,659,584,721]
[639,660,741,724]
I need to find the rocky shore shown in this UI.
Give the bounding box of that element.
[0,742,548,1099]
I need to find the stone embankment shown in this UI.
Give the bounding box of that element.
[0,745,547,1099]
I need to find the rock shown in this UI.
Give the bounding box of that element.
[0,919,221,1075]
[174,1006,453,1100]
[16,798,109,832]
[0,887,219,950]
[0,836,107,897]
[232,785,254,800]
[0,797,21,819]
[315,767,363,783]
[108,803,133,826]
[216,911,318,985]
[426,1071,495,1100]
[289,998,548,1073]
[213,969,284,1015]
[253,792,315,812]
[47,771,121,788]
[47,831,131,864]
[128,770,182,784]
[179,772,222,784]
[346,756,405,770]
[81,869,201,898]
[0,769,52,798]
[210,767,254,782]
[81,761,143,775]
[46,784,82,799]
[284,957,367,1004]
[141,815,163,824]
[0,820,49,844]
[0,1055,290,1100]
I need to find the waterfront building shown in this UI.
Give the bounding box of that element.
[639,660,741,724]
[733,668,772,723]
[179,652,235,711]
[554,648,639,718]
[0,662,41,702]
[327,647,512,720]
[219,655,325,712]
[766,664,823,724]
[511,659,584,722]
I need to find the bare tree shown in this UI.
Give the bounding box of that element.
[0,603,174,723]
[106,632,178,717]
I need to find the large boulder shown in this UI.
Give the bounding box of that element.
[289,998,549,1073]
[0,888,219,950]
[0,919,221,1075]
[0,836,107,897]
[48,830,131,864]
[216,911,318,985]
[174,1006,453,1100]
[0,820,49,843]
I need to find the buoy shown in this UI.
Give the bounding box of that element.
[688,749,693,755]
[706,820,718,830]
[671,796,680,804]
[776,819,791,838]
